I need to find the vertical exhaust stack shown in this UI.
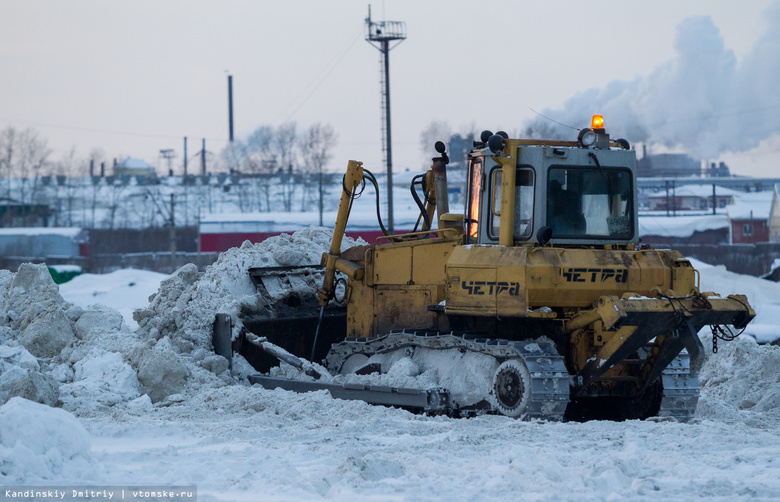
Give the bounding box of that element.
[432,141,449,229]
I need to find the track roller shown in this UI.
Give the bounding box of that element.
[491,359,532,417]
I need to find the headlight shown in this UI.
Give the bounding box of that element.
[578,128,597,147]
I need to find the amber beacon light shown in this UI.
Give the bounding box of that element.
[591,114,604,131]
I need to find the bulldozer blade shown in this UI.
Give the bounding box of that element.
[249,375,450,413]
[248,265,324,299]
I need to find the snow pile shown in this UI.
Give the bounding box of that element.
[134,226,362,352]
[0,227,362,422]
[6,264,81,359]
[0,263,152,413]
[698,333,780,426]
[0,397,93,482]
[59,349,141,410]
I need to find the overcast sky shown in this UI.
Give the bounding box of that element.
[1,0,777,177]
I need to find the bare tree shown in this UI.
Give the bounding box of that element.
[0,127,51,226]
[221,126,279,212]
[17,129,51,214]
[300,123,337,225]
[273,122,299,212]
[419,121,452,164]
[53,148,84,227]
[0,127,17,226]
[104,180,127,230]
[245,126,276,175]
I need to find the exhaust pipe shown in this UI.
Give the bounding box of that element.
[432,142,450,229]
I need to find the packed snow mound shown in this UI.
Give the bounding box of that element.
[0,397,93,482]
[697,333,780,426]
[2,263,80,358]
[59,349,141,412]
[0,262,185,411]
[134,227,363,351]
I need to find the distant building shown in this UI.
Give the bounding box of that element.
[727,194,772,244]
[646,185,737,211]
[0,198,53,227]
[114,158,155,177]
[637,152,701,178]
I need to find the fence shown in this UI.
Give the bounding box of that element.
[665,243,780,277]
[88,226,199,254]
[0,252,220,275]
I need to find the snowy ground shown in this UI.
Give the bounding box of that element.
[3,229,780,501]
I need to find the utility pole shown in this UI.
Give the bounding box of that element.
[228,74,234,143]
[319,166,324,226]
[712,183,717,215]
[169,193,176,258]
[365,6,406,234]
[183,137,188,177]
[665,180,670,217]
[201,139,206,176]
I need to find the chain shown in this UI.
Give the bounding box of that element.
[710,324,742,353]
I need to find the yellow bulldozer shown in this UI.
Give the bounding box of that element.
[227,116,754,421]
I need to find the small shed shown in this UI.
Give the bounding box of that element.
[728,195,772,244]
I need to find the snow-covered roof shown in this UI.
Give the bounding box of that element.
[638,215,729,237]
[727,192,774,220]
[0,227,83,237]
[118,158,154,170]
[646,185,743,199]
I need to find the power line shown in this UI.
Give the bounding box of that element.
[0,116,229,145]
[276,28,363,123]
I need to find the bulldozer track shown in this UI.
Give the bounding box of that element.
[659,351,699,422]
[325,331,571,421]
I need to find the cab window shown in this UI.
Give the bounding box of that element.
[465,157,483,243]
[546,167,632,239]
[488,167,535,241]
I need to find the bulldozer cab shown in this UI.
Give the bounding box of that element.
[465,143,638,247]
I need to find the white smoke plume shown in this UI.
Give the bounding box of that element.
[524,5,780,159]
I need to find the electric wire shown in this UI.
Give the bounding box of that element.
[278,28,363,123]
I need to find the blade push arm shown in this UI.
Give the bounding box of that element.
[318,160,365,306]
